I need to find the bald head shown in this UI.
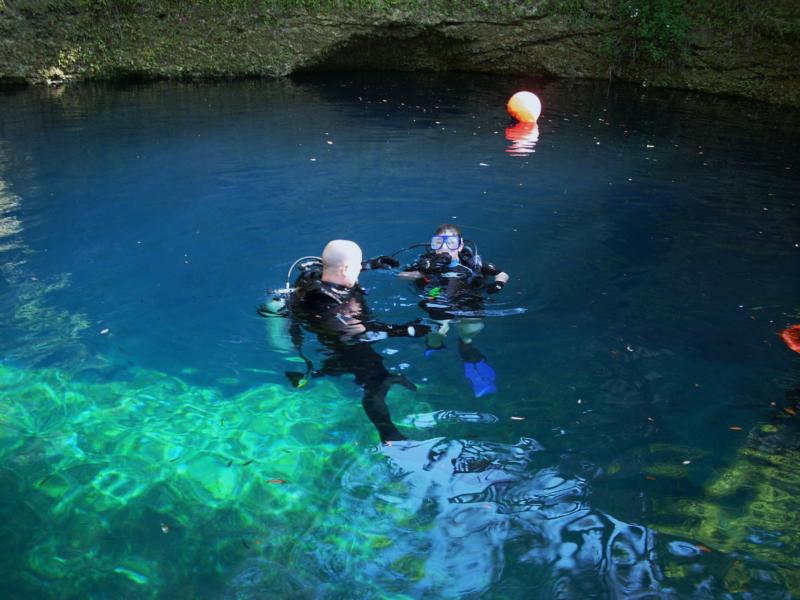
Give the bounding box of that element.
[322,240,363,287]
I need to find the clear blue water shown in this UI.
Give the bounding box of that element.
[1,73,799,598]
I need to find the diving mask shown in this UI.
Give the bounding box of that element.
[431,235,461,251]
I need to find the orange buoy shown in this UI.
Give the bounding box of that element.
[507,91,542,123]
[779,324,800,354]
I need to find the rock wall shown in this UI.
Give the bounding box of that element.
[1,1,798,106]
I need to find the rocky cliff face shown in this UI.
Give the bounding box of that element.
[1,1,798,106]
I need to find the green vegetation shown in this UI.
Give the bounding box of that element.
[605,0,691,69]
[2,0,799,103]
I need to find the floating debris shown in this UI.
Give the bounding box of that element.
[160,523,169,534]
[729,426,743,431]
[100,328,110,335]
[242,459,254,466]
[510,416,525,421]
[267,478,287,484]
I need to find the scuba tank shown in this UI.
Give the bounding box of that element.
[258,256,323,317]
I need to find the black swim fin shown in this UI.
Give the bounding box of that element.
[285,371,309,388]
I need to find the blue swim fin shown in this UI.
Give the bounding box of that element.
[463,359,497,398]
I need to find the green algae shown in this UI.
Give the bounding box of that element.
[0,360,424,597]
[649,430,800,595]
[3,357,800,596]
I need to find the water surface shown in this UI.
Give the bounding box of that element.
[1,73,799,598]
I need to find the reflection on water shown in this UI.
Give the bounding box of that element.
[505,121,540,156]
[227,432,728,599]
[0,165,90,370]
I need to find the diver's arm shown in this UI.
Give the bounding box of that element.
[361,255,400,270]
[399,253,450,279]
[359,319,431,340]
[481,262,509,293]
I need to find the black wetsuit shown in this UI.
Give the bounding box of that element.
[288,269,424,442]
[407,248,503,321]
[405,248,503,395]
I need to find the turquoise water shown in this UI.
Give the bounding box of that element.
[1,73,799,598]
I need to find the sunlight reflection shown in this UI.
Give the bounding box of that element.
[505,122,540,156]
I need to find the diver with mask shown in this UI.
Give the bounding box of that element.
[399,224,509,398]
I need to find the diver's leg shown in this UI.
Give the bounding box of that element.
[457,323,496,398]
[346,346,410,443]
[425,320,450,356]
[454,319,484,344]
[362,380,407,443]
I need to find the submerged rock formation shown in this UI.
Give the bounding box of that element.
[1,0,799,106]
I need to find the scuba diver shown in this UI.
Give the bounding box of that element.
[258,240,430,443]
[399,223,509,398]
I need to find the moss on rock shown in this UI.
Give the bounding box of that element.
[1,0,799,105]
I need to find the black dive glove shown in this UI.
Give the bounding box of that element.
[386,320,431,338]
[486,280,505,295]
[362,255,400,270]
[416,253,451,273]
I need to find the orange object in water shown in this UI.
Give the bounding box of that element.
[779,324,800,354]
[507,91,542,123]
[505,121,540,156]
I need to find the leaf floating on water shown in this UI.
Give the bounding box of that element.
[645,475,657,481]
[696,544,712,553]
[729,426,743,431]
[268,478,287,484]
[784,407,797,416]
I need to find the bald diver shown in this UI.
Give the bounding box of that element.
[260,240,430,443]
